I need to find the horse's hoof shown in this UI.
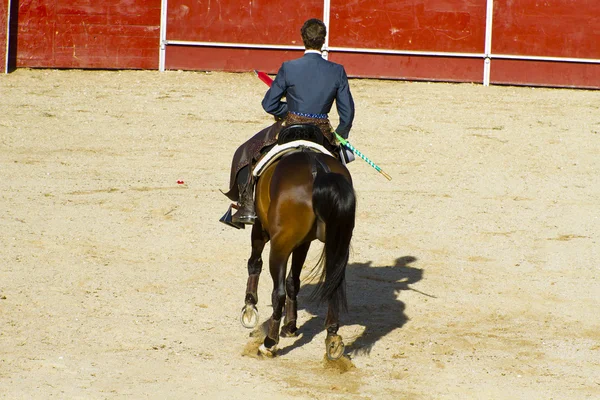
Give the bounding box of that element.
[240,304,259,329]
[280,323,298,337]
[258,343,277,358]
[326,335,345,360]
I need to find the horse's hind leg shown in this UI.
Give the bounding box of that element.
[240,222,267,329]
[324,305,345,360]
[281,241,310,337]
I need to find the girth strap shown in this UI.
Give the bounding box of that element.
[303,148,331,179]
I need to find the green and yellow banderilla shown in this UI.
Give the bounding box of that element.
[254,70,392,181]
[334,133,392,181]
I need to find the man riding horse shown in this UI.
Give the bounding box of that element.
[223,18,356,225]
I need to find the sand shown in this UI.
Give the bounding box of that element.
[1,69,599,399]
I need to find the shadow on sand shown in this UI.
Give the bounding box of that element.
[276,255,429,357]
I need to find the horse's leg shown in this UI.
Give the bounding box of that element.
[281,241,310,337]
[259,238,292,357]
[324,304,345,360]
[240,221,267,329]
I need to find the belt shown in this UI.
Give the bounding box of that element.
[289,111,328,119]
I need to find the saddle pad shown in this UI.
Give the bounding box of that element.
[252,140,333,178]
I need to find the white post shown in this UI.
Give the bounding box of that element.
[483,0,494,86]
[322,0,331,60]
[159,0,168,71]
[5,0,11,73]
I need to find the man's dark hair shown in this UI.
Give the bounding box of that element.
[301,19,327,50]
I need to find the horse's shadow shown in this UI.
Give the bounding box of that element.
[276,255,425,357]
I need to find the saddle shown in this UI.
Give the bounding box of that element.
[278,124,323,145]
[252,124,333,178]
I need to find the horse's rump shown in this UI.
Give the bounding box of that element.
[256,150,351,234]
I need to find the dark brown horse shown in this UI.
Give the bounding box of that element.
[240,148,356,359]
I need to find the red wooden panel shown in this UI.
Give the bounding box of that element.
[166,0,323,45]
[329,0,487,53]
[107,3,161,26]
[16,0,54,66]
[55,1,109,17]
[16,0,161,69]
[493,1,600,59]
[491,59,600,89]
[330,52,483,83]
[1,0,7,71]
[165,45,483,84]
[165,46,303,74]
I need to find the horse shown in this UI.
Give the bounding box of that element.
[238,128,356,360]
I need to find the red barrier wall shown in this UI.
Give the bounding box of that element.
[5,0,600,88]
[490,1,600,88]
[490,59,600,89]
[165,0,489,83]
[166,46,305,74]
[164,0,322,73]
[327,0,487,81]
[492,1,600,59]
[166,0,322,45]
[1,0,7,71]
[329,0,486,53]
[329,53,483,83]
[13,0,161,69]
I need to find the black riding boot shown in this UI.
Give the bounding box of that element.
[232,176,257,225]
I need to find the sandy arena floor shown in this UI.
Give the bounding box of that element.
[1,69,599,399]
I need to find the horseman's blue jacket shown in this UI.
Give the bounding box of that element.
[261,52,355,139]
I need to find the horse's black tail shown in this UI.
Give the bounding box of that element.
[310,171,356,314]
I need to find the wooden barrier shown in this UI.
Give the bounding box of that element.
[11,0,161,69]
[1,0,7,72]
[4,0,599,88]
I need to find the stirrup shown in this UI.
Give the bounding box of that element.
[219,204,245,229]
[232,211,257,225]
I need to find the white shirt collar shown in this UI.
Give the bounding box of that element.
[304,49,323,55]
